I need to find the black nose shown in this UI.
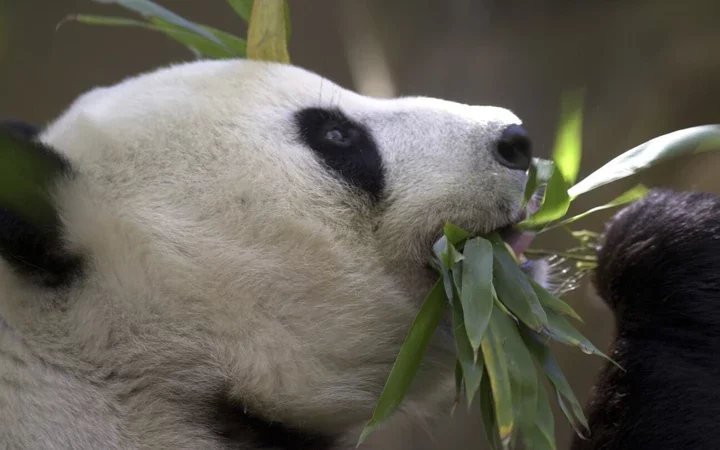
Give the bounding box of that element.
[494,124,532,171]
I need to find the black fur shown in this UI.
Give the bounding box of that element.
[295,108,385,203]
[0,121,82,287]
[211,392,337,450]
[572,189,720,450]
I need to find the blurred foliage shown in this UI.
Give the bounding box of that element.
[0,7,6,61]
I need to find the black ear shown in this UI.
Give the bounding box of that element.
[0,120,82,287]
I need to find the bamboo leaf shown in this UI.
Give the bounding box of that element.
[533,158,556,185]
[452,287,485,407]
[553,89,584,186]
[228,0,253,22]
[521,379,557,450]
[520,326,589,437]
[518,163,571,229]
[543,308,619,368]
[358,279,448,445]
[66,15,242,59]
[459,237,494,352]
[523,158,554,211]
[491,305,539,434]
[481,312,515,447]
[150,18,246,57]
[480,374,503,450]
[528,278,583,323]
[444,222,471,246]
[246,0,290,63]
[62,14,151,28]
[92,0,226,47]
[229,0,290,41]
[453,359,463,414]
[549,184,649,229]
[432,236,461,301]
[487,234,548,332]
[569,125,720,198]
[519,87,585,230]
[522,160,539,207]
[283,1,292,42]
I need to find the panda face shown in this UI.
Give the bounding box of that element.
[42,59,531,297]
[0,59,535,447]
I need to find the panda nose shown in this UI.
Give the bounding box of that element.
[494,124,532,171]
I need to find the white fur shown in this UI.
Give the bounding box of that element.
[0,60,533,449]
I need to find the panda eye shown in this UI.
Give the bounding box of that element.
[322,124,354,147]
[295,107,385,202]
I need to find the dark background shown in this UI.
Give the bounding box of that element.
[1,1,719,448]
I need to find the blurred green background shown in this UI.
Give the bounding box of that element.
[1,1,719,449]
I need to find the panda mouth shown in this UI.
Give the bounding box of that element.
[499,189,543,258]
[498,222,534,258]
[429,191,542,266]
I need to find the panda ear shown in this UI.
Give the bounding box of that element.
[0,120,82,286]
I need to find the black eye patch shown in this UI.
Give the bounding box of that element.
[295,107,384,203]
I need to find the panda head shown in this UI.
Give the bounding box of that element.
[0,60,536,446]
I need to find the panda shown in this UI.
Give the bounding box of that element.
[0,59,544,450]
[571,189,720,449]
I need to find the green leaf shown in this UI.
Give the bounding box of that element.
[459,237,494,352]
[198,24,246,56]
[480,374,503,450]
[569,125,720,198]
[543,308,619,368]
[62,14,152,28]
[443,222,471,246]
[519,88,585,230]
[432,236,461,301]
[229,0,290,41]
[452,287,485,407]
[522,158,554,209]
[481,312,515,448]
[549,184,649,229]
[358,279,449,445]
[518,162,571,229]
[521,380,557,450]
[228,0,253,21]
[520,327,589,437]
[554,390,588,441]
[487,234,548,332]
[451,260,463,300]
[246,0,290,63]
[534,158,556,185]
[491,305,539,434]
[443,239,464,269]
[453,359,463,414]
[522,161,538,207]
[0,131,63,227]
[150,18,247,57]
[283,0,292,42]
[65,15,242,59]
[528,278,583,323]
[552,89,584,186]
[92,0,226,47]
